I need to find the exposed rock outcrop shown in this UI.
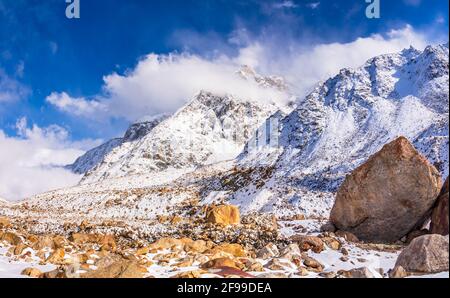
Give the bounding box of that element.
[330,137,442,243]
[430,177,449,236]
[394,234,449,274]
[206,205,241,226]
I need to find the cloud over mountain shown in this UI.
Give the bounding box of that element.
[46,26,428,123]
[0,118,100,201]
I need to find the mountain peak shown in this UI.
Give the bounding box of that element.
[237,65,288,91]
[124,114,168,142]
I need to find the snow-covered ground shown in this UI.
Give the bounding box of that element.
[0,247,55,278]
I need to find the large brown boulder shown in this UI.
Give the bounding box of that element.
[205,205,240,225]
[394,234,449,274]
[430,177,449,236]
[330,137,442,243]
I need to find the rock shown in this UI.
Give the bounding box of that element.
[291,235,324,253]
[292,214,306,220]
[303,256,324,272]
[173,257,194,268]
[40,268,68,279]
[405,229,428,244]
[298,267,309,276]
[335,230,359,243]
[69,233,117,252]
[264,258,296,271]
[183,240,209,253]
[148,237,185,251]
[21,268,42,278]
[135,247,151,256]
[375,268,385,276]
[279,244,301,263]
[81,254,148,278]
[322,237,341,250]
[339,256,349,262]
[200,257,241,270]
[341,247,349,255]
[257,272,288,278]
[330,137,442,243]
[193,254,209,264]
[172,270,205,278]
[0,231,22,245]
[394,234,449,274]
[209,267,254,278]
[52,235,67,249]
[79,219,91,230]
[170,215,183,225]
[46,248,66,265]
[339,267,375,278]
[13,243,28,255]
[389,266,408,278]
[256,243,279,259]
[431,177,449,236]
[320,222,336,233]
[213,243,246,257]
[32,235,56,250]
[319,271,337,278]
[244,260,264,272]
[0,217,11,229]
[205,205,240,226]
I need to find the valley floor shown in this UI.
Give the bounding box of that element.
[0,212,448,279]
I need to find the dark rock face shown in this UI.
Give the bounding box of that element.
[430,177,449,236]
[123,117,167,142]
[330,137,442,243]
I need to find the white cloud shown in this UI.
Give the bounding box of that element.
[247,25,428,98]
[0,68,30,102]
[46,92,106,116]
[0,118,99,201]
[307,2,320,9]
[47,53,290,121]
[47,25,430,122]
[273,1,298,9]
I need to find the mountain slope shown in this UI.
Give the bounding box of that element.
[81,91,280,183]
[230,43,449,216]
[278,43,448,178]
[68,115,167,174]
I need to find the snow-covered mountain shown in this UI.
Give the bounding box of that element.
[231,43,449,216]
[69,65,291,184]
[81,91,281,184]
[68,115,167,174]
[277,43,449,180]
[16,44,449,221]
[237,65,288,91]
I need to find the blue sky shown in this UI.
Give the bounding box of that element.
[0,0,448,141]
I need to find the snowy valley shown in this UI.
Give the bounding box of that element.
[0,44,449,279]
